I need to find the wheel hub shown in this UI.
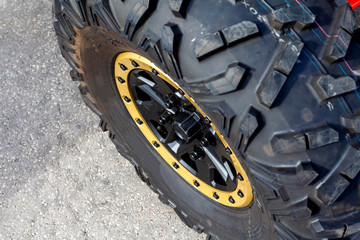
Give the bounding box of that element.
[114,52,253,207]
[174,112,202,142]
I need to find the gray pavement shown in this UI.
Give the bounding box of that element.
[0,1,359,240]
[0,0,204,239]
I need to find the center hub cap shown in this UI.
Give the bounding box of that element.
[174,112,202,142]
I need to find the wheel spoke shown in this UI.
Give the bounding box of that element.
[203,146,228,183]
[138,84,177,114]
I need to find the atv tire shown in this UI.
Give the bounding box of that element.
[53,0,360,239]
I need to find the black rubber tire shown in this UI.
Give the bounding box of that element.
[53,0,360,239]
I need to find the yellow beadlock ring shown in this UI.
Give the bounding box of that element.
[114,52,253,207]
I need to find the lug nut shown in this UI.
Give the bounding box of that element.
[238,190,244,198]
[124,96,131,103]
[225,147,232,155]
[153,142,160,148]
[159,111,171,125]
[118,77,125,84]
[120,64,127,71]
[131,60,139,67]
[213,192,219,200]
[136,119,143,125]
[190,149,203,161]
[152,69,158,75]
[173,163,179,169]
[229,196,235,204]
[165,95,177,108]
[194,180,200,187]
[237,174,244,181]
[204,117,211,125]
[177,89,185,95]
[200,137,209,146]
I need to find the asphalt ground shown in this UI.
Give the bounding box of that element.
[0,0,204,239]
[0,1,359,240]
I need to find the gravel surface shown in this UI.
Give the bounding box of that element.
[0,1,359,240]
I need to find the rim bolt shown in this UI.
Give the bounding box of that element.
[213,192,219,200]
[153,142,160,148]
[165,102,173,108]
[131,60,139,67]
[173,163,179,169]
[120,64,128,71]
[204,117,211,125]
[229,196,235,204]
[200,137,209,146]
[237,174,244,181]
[118,77,125,84]
[225,147,232,155]
[194,180,200,187]
[165,95,177,109]
[190,149,203,161]
[159,111,171,125]
[136,119,143,125]
[177,89,185,95]
[124,96,131,103]
[238,190,244,198]
[152,69,158,75]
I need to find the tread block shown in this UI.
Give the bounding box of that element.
[257,70,287,108]
[310,75,356,101]
[204,64,246,95]
[221,21,259,45]
[162,23,182,78]
[323,28,351,62]
[70,69,83,81]
[317,175,349,206]
[270,5,315,30]
[169,0,189,18]
[124,0,156,40]
[239,107,262,150]
[90,1,122,33]
[253,155,319,186]
[272,197,312,221]
[201,101,235,137]
[311,211,360,238]
[55,1,87,29]
[342,113,360,133]
[305,127,339,149]
[316,145,360,205]
[194,21,258,60]
[194,31,224,59]
[340,5,356,34]
[189,63,247,95]
[271,132,307,154]
[275,40,304,75]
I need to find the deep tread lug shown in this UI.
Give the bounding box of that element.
[271,132,307,154]
[194,31,224,60]
[310,75,357,101]
[316,145,360,205]
[168,0,189,18]
[239,107,262,151]
[189,63,247,95]
[257,70,287,108]
[305,126,339,149]
[221,21,259,45]
[124,0,157,40]
[270,5,315,30]
[162,23,182,78]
